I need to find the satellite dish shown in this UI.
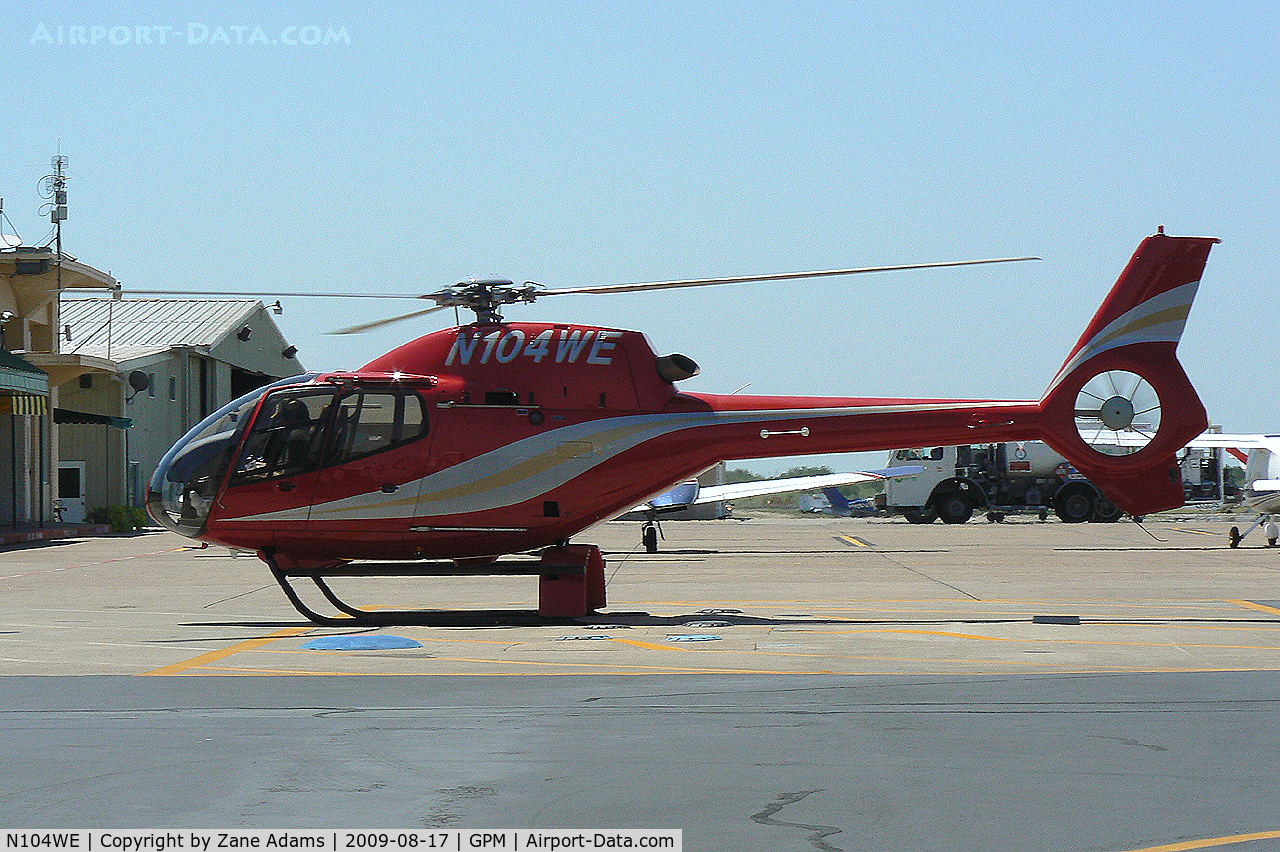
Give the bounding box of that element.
[0,235,21,249]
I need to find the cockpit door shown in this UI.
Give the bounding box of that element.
[304,388,431,539]
[214,387,336,545]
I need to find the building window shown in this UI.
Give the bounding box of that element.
[169,377,176,401]
[148,373,155,397]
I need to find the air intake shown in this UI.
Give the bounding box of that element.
[655,354,700,383]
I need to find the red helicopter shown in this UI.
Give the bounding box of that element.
[147,231,1218,624]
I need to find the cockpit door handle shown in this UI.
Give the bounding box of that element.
[277,481,296,492]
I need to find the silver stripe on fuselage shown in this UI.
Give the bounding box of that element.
[224,400,1023,523]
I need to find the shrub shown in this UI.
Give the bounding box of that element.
[88,505,150,533]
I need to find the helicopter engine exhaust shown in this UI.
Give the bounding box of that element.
[656,353,700,383]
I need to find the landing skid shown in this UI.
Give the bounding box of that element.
[261,544,607,626]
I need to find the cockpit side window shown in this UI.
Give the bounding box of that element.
[232,389,336,481]
[326,390,428,466]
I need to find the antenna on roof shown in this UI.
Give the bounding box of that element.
[0,197,21,248]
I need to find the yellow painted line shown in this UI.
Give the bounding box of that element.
[140,627,312,676]
[1231,599,1280,616]
[820,628,1013,641]
[180,666,355,676]
[836,535,869,547]
[888,629,1012,641]
[1118,828,1280,851]
[1172,526,1220,537]
[809,626,1280,652]
[608,636,693,652]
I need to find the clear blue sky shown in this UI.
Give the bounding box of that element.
[3,2,1275,474]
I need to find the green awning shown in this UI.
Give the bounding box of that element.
[0,351,49,396]
[53,407,131,428]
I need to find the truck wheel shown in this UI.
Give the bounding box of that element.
[903,508,937,524]
[1091,496,1123,523]
[1054,488,1094,524]
[1229,526,1242,548]
[938,494,973,525]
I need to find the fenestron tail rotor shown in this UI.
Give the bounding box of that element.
[1073,369,1163,453]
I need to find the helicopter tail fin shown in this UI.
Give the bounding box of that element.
[1036,231,1218,516]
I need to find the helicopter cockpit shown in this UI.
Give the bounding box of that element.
[147,372,434,540]
[146,374,320,537]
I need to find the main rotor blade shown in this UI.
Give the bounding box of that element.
[329,304,450,335]
[121,289,429,300]
[541,256,1040,296]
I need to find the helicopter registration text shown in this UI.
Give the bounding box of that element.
[446,328,622,367]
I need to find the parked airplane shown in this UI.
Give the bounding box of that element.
[627,467,922,549]
[820,487,879,517]
[1234,447,1280,547]
[1108,432,1279,547]
[1187,434,1280,547]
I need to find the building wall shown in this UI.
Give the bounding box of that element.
[125,354,199,502]
[52,302,306,513]
[56,373,126,513]
[57,348,304,511]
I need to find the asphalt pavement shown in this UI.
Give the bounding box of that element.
[3,513,1279,851]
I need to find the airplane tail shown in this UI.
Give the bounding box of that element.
[822,487,852,513]
[1037,230,1218,516]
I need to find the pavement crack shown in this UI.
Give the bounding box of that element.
[875,552,982,600]
[1091,734,1168,752]
[750,789,844,851]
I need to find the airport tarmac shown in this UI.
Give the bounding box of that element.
[3,514,1280,850]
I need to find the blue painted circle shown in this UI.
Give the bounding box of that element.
[302,635,423,651]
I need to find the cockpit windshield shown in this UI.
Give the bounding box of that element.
[231,390,336,482]
[146,374,319,536]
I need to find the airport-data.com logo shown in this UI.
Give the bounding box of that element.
[30,22,351,47]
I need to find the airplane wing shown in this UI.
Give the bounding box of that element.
[631,467,924,514]
[1094,431,1277,450]
[1182,433,1277,450]
[690,467,923,505]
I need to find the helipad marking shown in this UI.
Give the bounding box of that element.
[141,627,312,676]
[836,535,869,547]
[302,635,423,651]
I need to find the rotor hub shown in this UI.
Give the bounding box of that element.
[429,279,542,323]
[1098,395,1136,431]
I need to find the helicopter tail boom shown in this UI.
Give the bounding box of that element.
[682,232,1216,518]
